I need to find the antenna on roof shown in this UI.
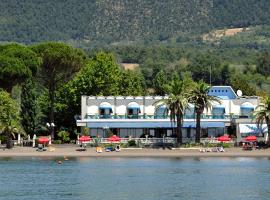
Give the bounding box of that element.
[237,90,242,97]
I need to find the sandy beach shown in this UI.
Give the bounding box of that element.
[0,145,270,158]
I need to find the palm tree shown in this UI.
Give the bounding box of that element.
[254,95,270,146]
[190,81,220,143]
[155,76,191,144]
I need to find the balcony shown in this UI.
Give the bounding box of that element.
[85,114,236,120]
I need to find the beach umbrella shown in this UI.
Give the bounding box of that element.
[108,135,121,142]
[218,135,231,142]
[79,135,91,142]
[38,137,49,144]
[245,135,257,142]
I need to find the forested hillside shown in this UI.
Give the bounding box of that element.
[0,0,270,45]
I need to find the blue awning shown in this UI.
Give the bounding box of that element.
[128,105,140,109]
[240,105,254,109]
[99,105,112,109]
[213,105,225,108]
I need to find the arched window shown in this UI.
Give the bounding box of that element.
[127,102,141,119]
[99,102,113,119]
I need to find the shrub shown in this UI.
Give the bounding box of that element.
[53,140,62,144]
[128,140,136,147]
[70,140,76,144]
[93,138,101,147]
[57,131,70,143]
[101,143,114,148]
[121,143,128,148]
[0,135,7,144]
[217,142,231,148]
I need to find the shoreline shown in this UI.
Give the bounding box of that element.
[0,146,270,158]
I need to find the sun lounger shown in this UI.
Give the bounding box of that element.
[36,144,46,152]
[218,147,225,152]
[212,147,219,152]
[199,148,206,152]
[115,144,121,152]
[199,148,212,152]
[242,146,252,151]
[105,147,114,152]
[96,147,102,153]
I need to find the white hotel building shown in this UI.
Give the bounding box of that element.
[76,86,266,143]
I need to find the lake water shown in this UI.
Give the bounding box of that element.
[0,157,270,200]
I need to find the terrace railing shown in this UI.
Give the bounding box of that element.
[85,114,239,120]
[91,137,235,145]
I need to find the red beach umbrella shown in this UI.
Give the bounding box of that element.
[38,137,49,144]
[108,135,121,142]
[79,136,91,142]
[245,135,257,142]
[218,135,231,142]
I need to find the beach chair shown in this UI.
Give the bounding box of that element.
[36,144,45,152]
[218,147,225,152]
[96,147,102,153]
[105,147,114,152]
[115,144,121,152]
[242,143,252,151]
[212,147,219,152]
[199,148,206,153]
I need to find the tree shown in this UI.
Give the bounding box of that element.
[254,96,270,146]
[120,69,145,96]
[153,69,167,95]
[90,52,121,96]
[220,64,230,85]
[155,75,191,144]
[188,53,226,85]
[0,44,40,92]
[55,52,122,133]
[21,78,39,136]
[190,81,220,143]
[32,42,86,140]
[0,90,23,148]
[257,52,270,76]
[230,75,256,96]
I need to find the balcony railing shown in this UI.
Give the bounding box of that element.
[85,114,248,120]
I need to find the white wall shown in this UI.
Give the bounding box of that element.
[82,96,260,117]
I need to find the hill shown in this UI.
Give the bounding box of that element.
[0,0,270,46]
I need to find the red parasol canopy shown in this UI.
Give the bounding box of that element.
[245,135,257,142]
[38,137,49,144]
[218,135,231,142]
[108,135,121,142]
[79,136,91,142]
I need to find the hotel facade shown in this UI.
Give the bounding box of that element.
[76,86,266,143]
